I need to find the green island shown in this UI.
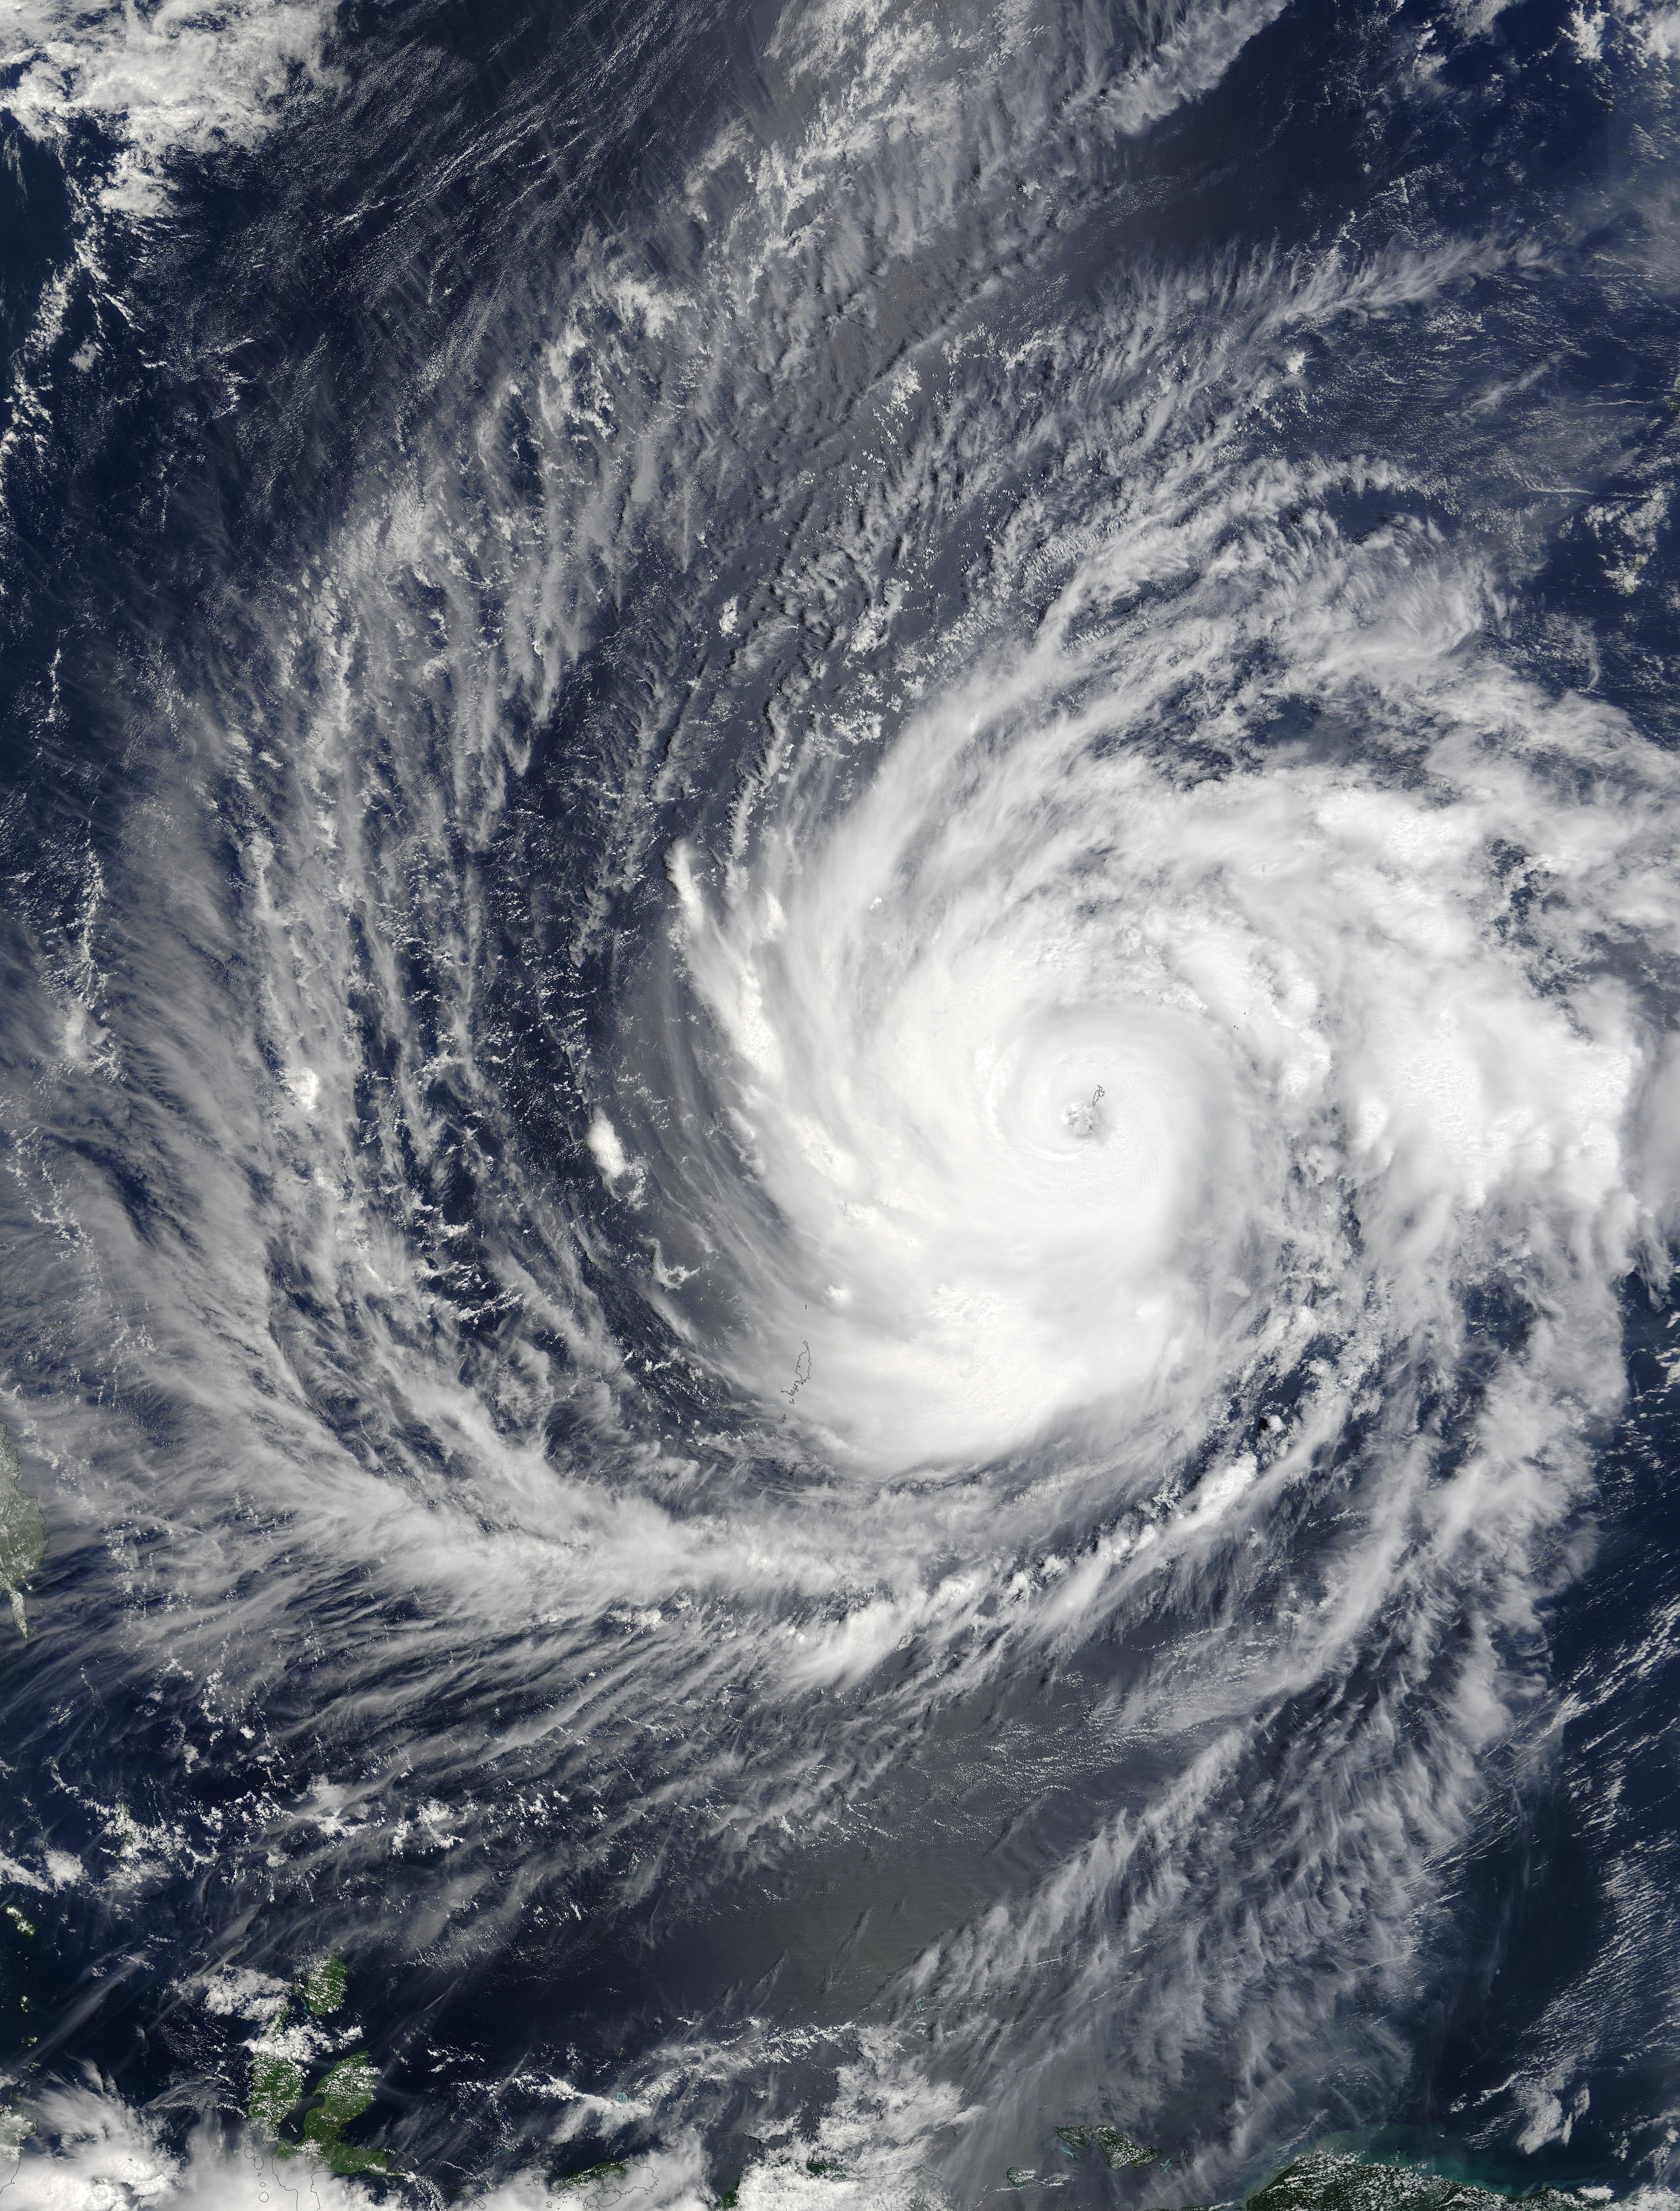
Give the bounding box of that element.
[246,1955,387,2176]
[717,2152,850,2205]
[1,2098,29,2183]
[305,1955,348,2016]
[1165,2145,1616,2211]
[0,1419,46,1640]
[1058,2126,1160,2169]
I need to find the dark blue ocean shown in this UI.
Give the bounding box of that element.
[4,0,1680,2204]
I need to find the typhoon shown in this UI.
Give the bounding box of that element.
[3,0,1680,2203]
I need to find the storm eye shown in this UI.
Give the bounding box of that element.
[1061,1098,1100,1137]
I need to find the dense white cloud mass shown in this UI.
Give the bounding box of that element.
[2,0,337,212]
[662,646,1667,1475]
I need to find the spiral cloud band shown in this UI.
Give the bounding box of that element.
[608,545,1670,1492]
[4,0,1680,2194]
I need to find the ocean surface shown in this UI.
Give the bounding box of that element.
[4,0,1680,2203]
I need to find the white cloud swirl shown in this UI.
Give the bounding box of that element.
[631,560,1672,1495]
